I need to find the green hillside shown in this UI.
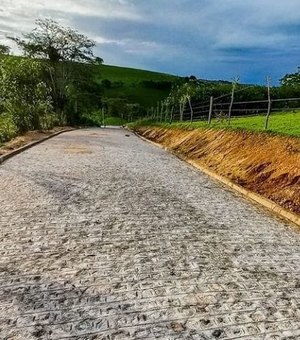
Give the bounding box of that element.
[1,56,181,108]
[98,64,178,82]
[95,64,180,107]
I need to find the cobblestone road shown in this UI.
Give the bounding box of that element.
[0,128,300,340]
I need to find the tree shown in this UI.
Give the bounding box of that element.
[281,68,300,88]
[0,44,10,55]
[181,81,202,122]
[10,19,96,63]
[102,97,128,118]
[169,80,202,121]
[10,19,102,124]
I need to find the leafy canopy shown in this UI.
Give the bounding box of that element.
[10,19,96,63]
[281,68,300,88]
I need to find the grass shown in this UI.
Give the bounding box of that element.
[98,64,177,84]
[129,111,300,138]
[102,87,172,108]
[96,64,179,107]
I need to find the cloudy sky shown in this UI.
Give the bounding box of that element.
[1,0,299,84]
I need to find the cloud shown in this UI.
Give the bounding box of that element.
[0,0,140,44]
[0,0,140,21]
[1,0,300,83]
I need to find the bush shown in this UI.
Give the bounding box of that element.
[0,114,17,144]
[0,57,52,133]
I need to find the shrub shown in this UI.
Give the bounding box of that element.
[0,57,53,133]
[0,114,17,144]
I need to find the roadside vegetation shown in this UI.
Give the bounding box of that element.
[0,19,102,144]
[129,111,300,138]
[1,18,300,146]
[129,68,300,138]
[0,19,179,145]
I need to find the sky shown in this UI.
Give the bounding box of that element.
[0,0,300,84]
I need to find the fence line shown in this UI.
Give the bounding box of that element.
[148,88,300,130]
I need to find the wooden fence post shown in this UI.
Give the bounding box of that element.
[228,77,239,125]
[265,76,272,130]
[208,96,214,124]
[188,97,194,123]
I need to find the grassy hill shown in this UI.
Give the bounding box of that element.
[95,64,180,107]
[1,56,181,108]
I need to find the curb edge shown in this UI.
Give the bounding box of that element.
[0,128,76,166]
[134,131,300,228]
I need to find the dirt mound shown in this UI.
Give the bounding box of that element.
[135,126,300,214]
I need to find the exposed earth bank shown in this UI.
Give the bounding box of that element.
[133,126,300,214]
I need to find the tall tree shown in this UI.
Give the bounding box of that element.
[10,19,96,63]
[10,19,102,123]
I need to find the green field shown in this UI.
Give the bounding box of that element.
[130,111,300,138]
[96,64,179,107]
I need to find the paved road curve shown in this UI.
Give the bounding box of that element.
[0,128,300,340]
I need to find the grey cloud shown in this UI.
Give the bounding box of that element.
[1,0,300,83]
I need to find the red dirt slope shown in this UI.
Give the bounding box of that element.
[135,126,300,214]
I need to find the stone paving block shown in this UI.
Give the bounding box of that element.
[0,128,300,339]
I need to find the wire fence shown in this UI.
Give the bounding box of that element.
[174,97,300,123]
[147,84,300,130]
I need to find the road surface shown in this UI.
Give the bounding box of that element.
[0,128,300,339]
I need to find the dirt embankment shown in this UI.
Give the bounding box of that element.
[135,126,300,214]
